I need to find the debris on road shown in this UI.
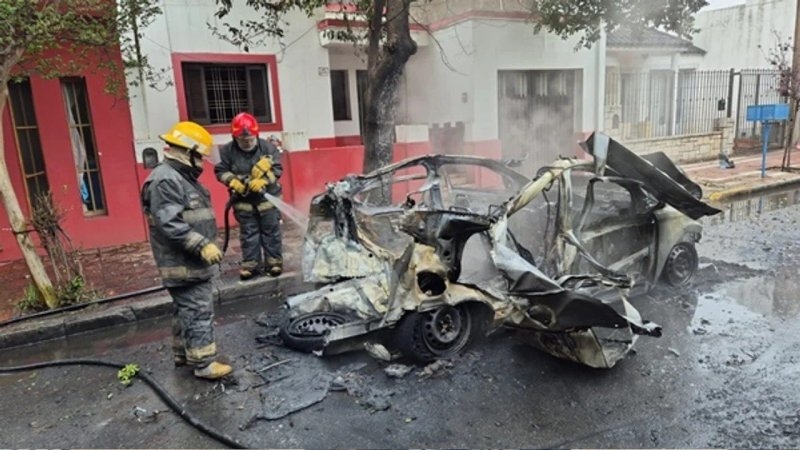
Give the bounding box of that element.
[384,364,413,379]
[417,360,453,379]
[256,371,333,420]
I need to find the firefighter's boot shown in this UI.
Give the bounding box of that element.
[239,261,260,281]
[266,257,283,277]
[239,268,254,280]
[193,361,233,380]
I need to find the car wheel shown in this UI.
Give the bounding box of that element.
[279,312,349,352]
[393,304,474,363]
[663,242,698,287]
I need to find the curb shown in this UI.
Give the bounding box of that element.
[0,271,314,350]
[705,176,800,203]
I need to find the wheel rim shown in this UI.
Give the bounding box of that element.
[666,243,697,286]
[420,305,471,355]
[289,313,347,337]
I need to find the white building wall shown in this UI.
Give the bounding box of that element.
[401,20,605,141]
[470,21,604,140]
[401,22,475,127]
[693,0,795,70]
[128,1,334,157]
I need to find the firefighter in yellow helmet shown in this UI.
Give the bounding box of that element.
[140,121,232,380]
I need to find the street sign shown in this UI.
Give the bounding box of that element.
[746,103,790,178]
[746,103,789,122]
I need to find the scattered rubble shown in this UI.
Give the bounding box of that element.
[383,364,413,379]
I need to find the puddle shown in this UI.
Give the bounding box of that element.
[692,271,800,330]
[705,187,800,224]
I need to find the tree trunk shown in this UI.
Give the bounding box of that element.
[362,0,417,174]
[787,0,800,169]
[0,76,58,308]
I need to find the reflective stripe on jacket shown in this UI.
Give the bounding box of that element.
[141,160,218,287]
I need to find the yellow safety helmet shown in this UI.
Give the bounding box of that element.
[159,121,213,157]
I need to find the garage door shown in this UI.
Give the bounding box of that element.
[498,70,581,174]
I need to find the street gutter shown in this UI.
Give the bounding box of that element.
[706,175,800,203]
[0,272,313,350]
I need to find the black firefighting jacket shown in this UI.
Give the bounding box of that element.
[141,159,217,287]
[214,138,283,204]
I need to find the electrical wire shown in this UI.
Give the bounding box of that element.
[0,359,248,449]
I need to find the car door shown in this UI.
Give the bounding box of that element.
[569,173,658,289]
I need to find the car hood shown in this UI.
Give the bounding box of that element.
[580,132,722,220]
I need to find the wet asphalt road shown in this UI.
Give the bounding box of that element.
[1,198,800,448]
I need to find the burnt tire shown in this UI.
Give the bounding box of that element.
[392,304,482,363]
[662,242,699,287]
[279,312,349,353]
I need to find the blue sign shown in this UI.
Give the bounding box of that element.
[744,103,789,179]
[746,103,790,122]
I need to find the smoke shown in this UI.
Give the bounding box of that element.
[497,70,581,175]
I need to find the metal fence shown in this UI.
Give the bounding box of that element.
[675,69,730,136]
[608,68,787,142]
[735,69,786,146]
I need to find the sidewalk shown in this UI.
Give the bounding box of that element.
[0,224,306,343]
[680,148,800,203]
[3,149,800,349]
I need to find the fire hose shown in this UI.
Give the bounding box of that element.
[0,359,249,449]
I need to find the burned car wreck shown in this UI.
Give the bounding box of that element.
[279,133,721,368]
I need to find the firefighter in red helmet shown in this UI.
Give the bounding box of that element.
[214,113,284,280]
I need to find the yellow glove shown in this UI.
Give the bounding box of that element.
[228,178,246,195]
[248,177,269,193]
[200,243,223,264]
[251,157,273,179]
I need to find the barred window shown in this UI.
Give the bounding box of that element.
[62,77,106,215]
[182,63,272,125]
[8,79,49,209]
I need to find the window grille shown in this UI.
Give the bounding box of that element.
[62,77,106,215]
[182,63,272,125]
[8,79,49,208]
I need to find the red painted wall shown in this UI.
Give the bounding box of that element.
[284,146,365,211]
[1,72,145,263]
[3,127,502,262]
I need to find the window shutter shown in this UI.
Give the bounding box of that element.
[330,70,351,121]
[247,65,272,123]
[183,64,210,124]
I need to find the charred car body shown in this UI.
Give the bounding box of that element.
[280,133,721,368]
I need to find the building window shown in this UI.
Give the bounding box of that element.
[181,63,272,125]
[7,79,49,208]
[330,70,351,121]
[62,77,106,215]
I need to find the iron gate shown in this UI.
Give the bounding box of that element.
[731,69,788,147]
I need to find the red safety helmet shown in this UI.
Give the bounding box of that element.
[231,113,259,138]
